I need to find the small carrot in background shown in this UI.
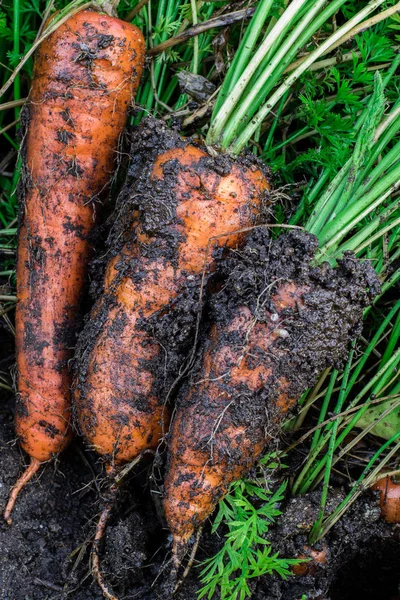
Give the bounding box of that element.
[4,6,145,524]
[372,477,400,524]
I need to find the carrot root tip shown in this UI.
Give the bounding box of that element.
[172,528,202,593]
[91,485,119,600]
[3,457,41,524]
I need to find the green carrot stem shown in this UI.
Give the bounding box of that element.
[228,0,387,155]
[310,371,338,452]
[211,0,274,118]
[309,350,354,543]
[207,0,311,146]
[219,0,328,148]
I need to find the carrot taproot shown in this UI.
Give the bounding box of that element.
[72,121,270,599]
[164,229,379,564]
[4,9,145,524]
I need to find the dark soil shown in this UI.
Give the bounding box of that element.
[1,389,399,600]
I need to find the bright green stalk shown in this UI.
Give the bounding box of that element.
[319,75,385,222]
[190,0,198,75]
[219,0,328,148]
[227,0,349,146]
[211,0,274,118]
[207,0,311,146]
[381,312,400,369]
[292,315,400,494]
[289,169,331,226]
[13,0,20,121]
[347,213,400,257]
[228,0,387,155]
[308,350,354,544]
[263,92,289,154]
[315,170,400,259]
[309,371,338,452]
[297,350,400,494]
[305,160,352,234]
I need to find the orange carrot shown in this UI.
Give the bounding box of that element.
[4,9,145,524]
[73,122,270,467]
[164,229,379,564]
[372,477,400,523]
[72,121,270,598]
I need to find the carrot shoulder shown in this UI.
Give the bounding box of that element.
[5,9,144,523]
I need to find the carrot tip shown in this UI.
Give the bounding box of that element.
[172,528,202,593]
[91,485,119,600]
[3,457,41,524]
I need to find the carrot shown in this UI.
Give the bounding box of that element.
[4,9,145,524]
[72,120,270,598]
[292,545,328,576]
[372,477,400,523]
[73,120,270,466]
[164,229,379,564]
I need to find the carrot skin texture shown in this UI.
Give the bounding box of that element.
[164,230,379,551]
[14,12,144,467]
[74,135,270,465]
[164,284,304,547]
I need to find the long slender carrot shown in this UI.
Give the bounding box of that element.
[4,8,145,524]
[164,229,379,564]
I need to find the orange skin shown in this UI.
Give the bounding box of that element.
[372,477,400,523]
[6,10,144,522]
[292,545,327,576]
[74,144,270,465]
[164,283,307,551]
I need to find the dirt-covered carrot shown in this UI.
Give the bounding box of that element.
[4,9,145,524]
[72,120,270,599]
[164,229,379,562]
[74,120,270,466]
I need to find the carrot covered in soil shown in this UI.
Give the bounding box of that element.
[73,120,270,466]
[4,9,145,524]
[164,229,379,564]
[72,120,270,598]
